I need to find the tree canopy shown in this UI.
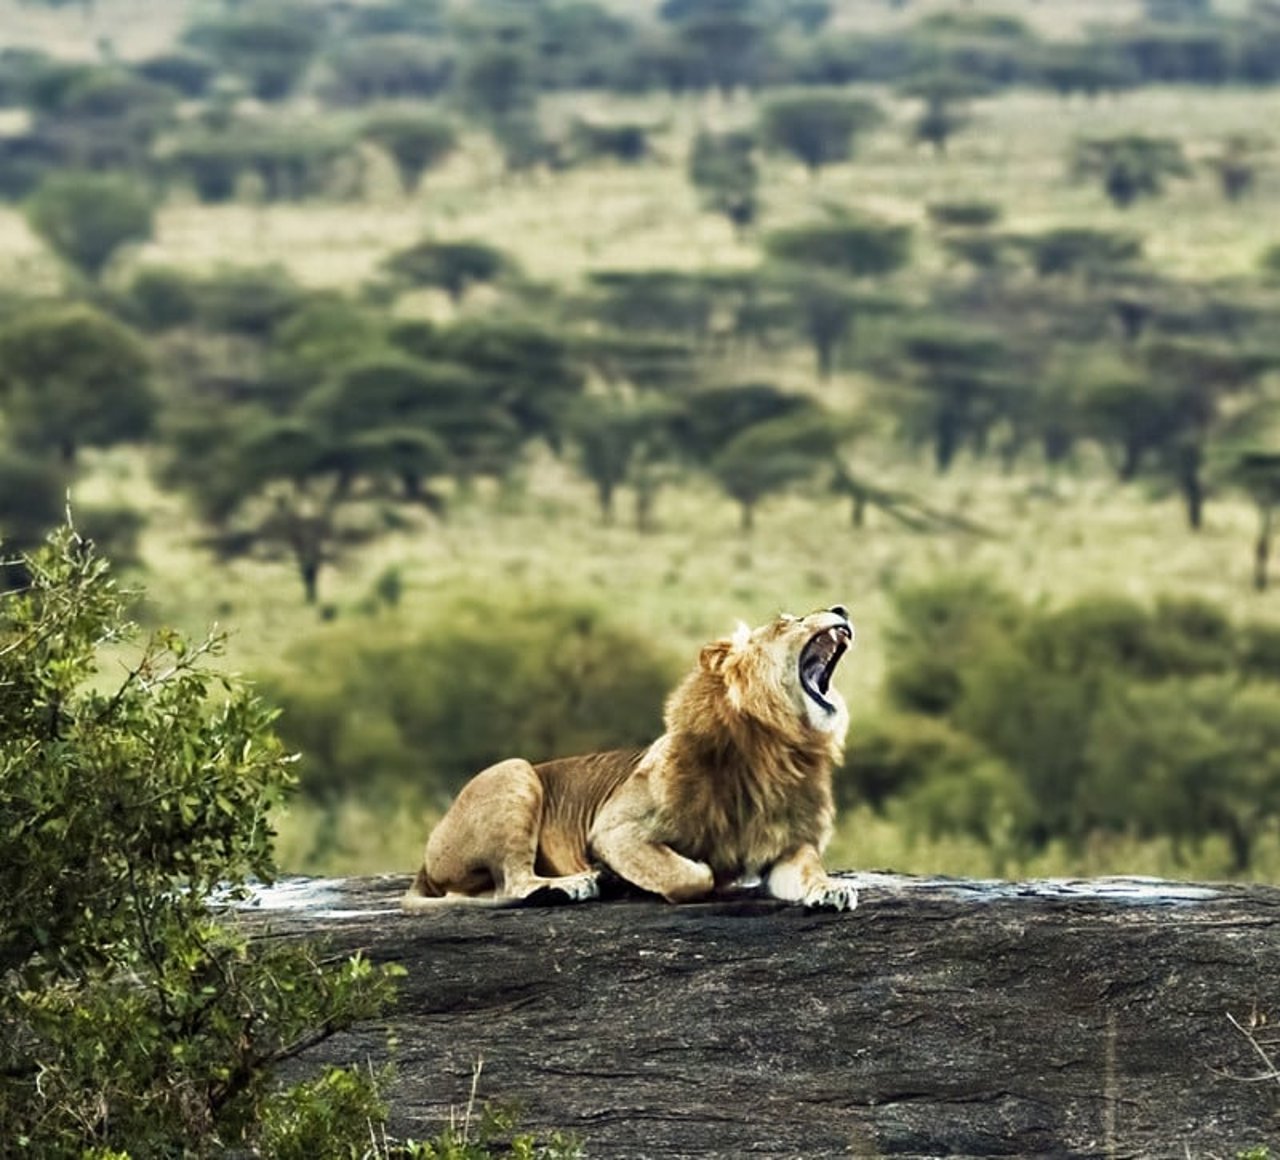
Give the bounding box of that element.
[760,91,884,176]
[26,171,155,280]
[0,303,154,462]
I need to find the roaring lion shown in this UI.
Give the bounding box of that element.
[402,605,857,911]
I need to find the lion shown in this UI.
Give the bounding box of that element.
[402,605,857,911]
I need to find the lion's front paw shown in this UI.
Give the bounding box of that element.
[803,879,859,912]
[520,872,601,907]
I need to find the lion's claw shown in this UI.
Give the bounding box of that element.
[803,882,859,912]
[520,873,601,907]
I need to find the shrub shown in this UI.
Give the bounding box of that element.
[572,118,652,163]
[125,264,199,331]
[135,51,218,97]
[193,264,306,336]
[879,580,1280,868]
[263,598,680,804]
[0,524,401,1156]
[883,575,1023,716]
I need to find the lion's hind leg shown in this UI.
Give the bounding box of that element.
[406,758,600,910]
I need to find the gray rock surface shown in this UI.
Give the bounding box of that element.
[240,872,1280,1158]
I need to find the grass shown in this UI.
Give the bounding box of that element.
[8,0,1280,882]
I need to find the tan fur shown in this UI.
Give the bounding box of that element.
[402,607,858,911]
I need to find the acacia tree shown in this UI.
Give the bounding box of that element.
[764,216,911,276]
[1205,133,1268,202]
[674,381,815,464]
[1016,227,1143,281]
[166,413,446,605]
[382,238,514,303]
[760,91,884,178]
[567,396,678,528]
[428,318,586,454]
[1140,338,1273,530]
[1230,450,1280,591]
[26,171,154,281]
[306,351,517,487]
[898,72,984,157]
[763,215,911,378]
[895,323,1012,472]
[1075,353,1181,481]
[361,109,458,193]
[688,128,759,234]
[183,9,323,101]
[1071,134,1191,208]
[0,525,399,1155]
[0,303,154,463]
[708,409,843,532]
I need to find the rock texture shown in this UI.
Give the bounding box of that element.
[242,872,1280,1159]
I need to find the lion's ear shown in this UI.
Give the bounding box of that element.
[700,622,749,673]
[699,640,731,673]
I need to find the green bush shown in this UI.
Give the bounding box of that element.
[1087,677,1280,871]
[883,574,1023,716]
[0,525,401,1156]
[183,10,323,101]
[124,264,199,331]
[877,579,1280,868]
[263,598,680,804]
[193,264,306,336]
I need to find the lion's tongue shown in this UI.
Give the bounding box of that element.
[804,650,832,695]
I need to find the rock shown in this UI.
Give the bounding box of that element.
[240,872,1280,1159]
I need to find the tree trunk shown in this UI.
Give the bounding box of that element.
[634,483,658,534]
[1117,438,1142,482]
[814,334,834,380]
[597,481,615,526]
[850,491,866,528]
[934,413,959,474]
[300,559,320,605]
[250,873,1280,1159]
[1182,469,1205,531]
[1225,817,1253,874]
[1255,504,1273,592]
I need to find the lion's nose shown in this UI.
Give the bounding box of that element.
[830,605,850,623]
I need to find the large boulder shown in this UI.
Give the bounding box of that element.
[245,872,1280,1158]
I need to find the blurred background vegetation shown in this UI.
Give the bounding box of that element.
[3,0,1280,881]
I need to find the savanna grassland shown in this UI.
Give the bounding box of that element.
[3,0,1280,883]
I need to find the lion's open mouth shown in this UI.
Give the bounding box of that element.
[799,624,852,713]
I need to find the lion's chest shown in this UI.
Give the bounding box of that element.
[664,774,831,876]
